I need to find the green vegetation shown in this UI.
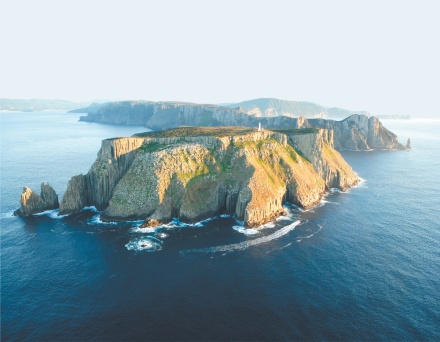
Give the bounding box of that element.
[271,128,320,134]
[134,126,256,138]
[217,146,234,172]
[138,142,162,153]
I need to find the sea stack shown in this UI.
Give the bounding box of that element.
[14,183,59,216]
[406,138,411,149]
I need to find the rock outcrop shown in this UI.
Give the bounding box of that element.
[77,101,405,150]
[14,183,59,216]
[59,127,359,227]
[406,138,411,149]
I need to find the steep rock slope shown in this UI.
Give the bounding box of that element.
[59,127,359,227]
[275,129,359,189]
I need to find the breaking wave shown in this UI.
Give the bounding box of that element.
[331,177,367,194]
[131,227,156,233]
[131,215,233,232]
[87,215,118,225]
[82,206,99,213]
[87,211,143,226]
[276,215,293,221]
[125,236,163,253]
[232,226,260,236]
[33,209,68,219]
[183,220,301,254]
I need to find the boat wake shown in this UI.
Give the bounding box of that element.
[296,224,323,242]
[182,220,301,254]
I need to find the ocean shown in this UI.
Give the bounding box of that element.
[1,112,439,340]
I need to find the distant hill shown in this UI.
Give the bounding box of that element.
[226,98,370,119]
[0,99,90,112]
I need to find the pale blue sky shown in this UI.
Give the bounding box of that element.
[1,0,439,116]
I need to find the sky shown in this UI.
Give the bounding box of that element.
[1,0,439,116]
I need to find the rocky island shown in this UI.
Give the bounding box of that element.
[14,183,59,216]
[16,127,360,227]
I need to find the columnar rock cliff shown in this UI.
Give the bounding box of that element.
[59,137,145,214]
[58,127,359,227]
[77,101,405,150]
[307,115,405,150]
[14,183,59,216]
[274,128,359,190]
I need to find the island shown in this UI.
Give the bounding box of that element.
[17,126,361,227]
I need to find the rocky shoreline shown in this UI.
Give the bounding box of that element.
[16,127,361,228]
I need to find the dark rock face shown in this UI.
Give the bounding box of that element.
[78,101,405,150]
[58,175,88,215]
[14,183,59,216]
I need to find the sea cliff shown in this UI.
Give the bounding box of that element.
[56,127,359,227]
[77,101,405,150]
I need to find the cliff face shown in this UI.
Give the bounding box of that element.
[14,183,59,216]
[79,101,405,150]
[59,137,145,214]
[59,127,359,227]
[307,115,405,150]
[282,129,359,190]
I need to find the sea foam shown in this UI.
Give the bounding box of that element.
[0,211,15,219]
[296,224,323,242]
[33,209,67,219]
[232,226,260,236]
[125,236,163,252]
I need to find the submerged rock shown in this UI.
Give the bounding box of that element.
[14,183,59,216]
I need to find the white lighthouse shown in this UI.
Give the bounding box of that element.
[258,122,262,131]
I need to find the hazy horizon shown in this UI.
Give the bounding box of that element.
[1,0,439,117]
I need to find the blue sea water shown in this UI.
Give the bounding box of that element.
[1,112,439,340]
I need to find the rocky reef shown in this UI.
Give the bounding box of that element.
[77,101,406,150]
[14,183,59,216]
[57,127,359,227]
